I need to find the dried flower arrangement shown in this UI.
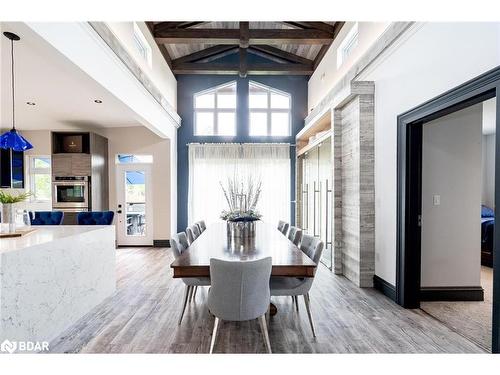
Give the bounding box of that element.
[219,176,262,222]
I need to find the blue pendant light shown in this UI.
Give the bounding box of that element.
[0,32,33,152]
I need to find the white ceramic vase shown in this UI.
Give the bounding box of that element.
[1,203,16,234]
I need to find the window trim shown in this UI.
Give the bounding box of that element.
[133,22,152,66]
[194,81,237,137]
[336,22,359,68]
[28,155,52,203]
[248,81,291,137]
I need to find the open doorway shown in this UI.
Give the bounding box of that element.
[396,67,500,353]
[417,98,496,351]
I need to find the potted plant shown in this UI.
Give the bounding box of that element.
[0,190,31,233]
[220,177,262,238]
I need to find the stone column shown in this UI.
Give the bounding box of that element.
[332,82,375,287]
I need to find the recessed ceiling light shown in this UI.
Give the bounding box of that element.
[26,102,36,106]
[94,99,103,104]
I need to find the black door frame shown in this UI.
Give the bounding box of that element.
[396,66,500,353]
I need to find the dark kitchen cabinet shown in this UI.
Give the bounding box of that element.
[0,148,24,188]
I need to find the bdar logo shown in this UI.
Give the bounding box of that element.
[0,339,17,354]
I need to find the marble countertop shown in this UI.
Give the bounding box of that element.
[0,225,112,254]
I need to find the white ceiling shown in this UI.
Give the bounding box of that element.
[0,22,142,131]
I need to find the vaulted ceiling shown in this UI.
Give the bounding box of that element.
[146,21,344,77]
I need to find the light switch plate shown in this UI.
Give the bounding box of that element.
[433,195,441,206]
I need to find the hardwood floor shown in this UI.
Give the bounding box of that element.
[49,247,485,353]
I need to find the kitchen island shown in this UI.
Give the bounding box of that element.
[0,225,116,344]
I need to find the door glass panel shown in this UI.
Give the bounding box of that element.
[125,170,146,237]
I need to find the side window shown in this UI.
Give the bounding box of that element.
[337,23,359,68]
[29,156,51,202]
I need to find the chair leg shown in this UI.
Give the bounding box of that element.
[303,293,316,337]
[258,315,272,354]
[267,304,272,327]
[193,286,198,301]
[188,285,194,302]
[209,317,220,354]
[178,285,191,325]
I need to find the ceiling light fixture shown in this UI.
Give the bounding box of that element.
[0,32,33,152]
[94,99,103,104]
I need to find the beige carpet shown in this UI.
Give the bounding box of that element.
[420,266,493,352]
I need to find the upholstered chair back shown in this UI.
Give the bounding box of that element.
[29,211,64,225]
[77,211,114,225]
[277,220,289,235]
[300,234,324,264]
[197,220,207,232]
[171,232,190,258]
[287,226,303,247]
[208,257,272,321]
[186,224,201,244]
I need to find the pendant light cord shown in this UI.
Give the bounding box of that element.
[10,38,15,130]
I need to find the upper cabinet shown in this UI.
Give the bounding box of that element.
[0,148,24,189]
[52,132,91,154]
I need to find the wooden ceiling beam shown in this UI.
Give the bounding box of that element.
[283,22,336,34]
[172,45,238,65]
[153,22,206,33]
[240,21,249,48]
[172,62,313,75]
[249,45,313,65]
[155,28,333,45]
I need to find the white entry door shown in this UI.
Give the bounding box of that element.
[116,163,153,246]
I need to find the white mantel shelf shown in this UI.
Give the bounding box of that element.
[0,225,116,345]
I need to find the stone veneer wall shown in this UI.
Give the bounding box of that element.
[332,82,375,287]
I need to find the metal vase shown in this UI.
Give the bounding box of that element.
[1,203,16,234]
[227,220,256,238]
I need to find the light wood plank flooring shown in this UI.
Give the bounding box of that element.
[49,248,485,353]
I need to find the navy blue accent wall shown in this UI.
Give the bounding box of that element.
[177,73,308,232]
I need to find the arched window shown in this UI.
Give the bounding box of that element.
[194,81,237,136]
[249,81,291,137]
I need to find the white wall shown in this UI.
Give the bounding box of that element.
[357,22,500,284]
[307,22,390,113]
[421,104,482,288]
[106,22,177,110]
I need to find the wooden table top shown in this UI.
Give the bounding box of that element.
[170,222,317,278]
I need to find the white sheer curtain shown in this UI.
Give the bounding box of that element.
[188,143,291,226]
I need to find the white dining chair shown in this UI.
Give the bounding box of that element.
[186,224,201,244]
[171,231,211,325]
[287,226,303,247]
[277,220,289,236]
[208,257,273,354]
[270,234,324,337]
[196,220,207,233]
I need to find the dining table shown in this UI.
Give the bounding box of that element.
[170,221,317,278]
